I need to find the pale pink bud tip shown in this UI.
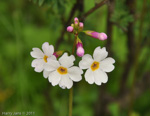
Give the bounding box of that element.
[79,22,84,28]
[67,26,74,32]
[77,47,84,57]
[74,17,79,22]
[98,33,107,40]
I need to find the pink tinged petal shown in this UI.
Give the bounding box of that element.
[85,69,94,84]
[94,69,108,85]
[59,74,73,89]
[31,59,45,72]
[79,54,93,69]
[59,53,75,68]
[100,57,115,72]
[42,42,54,56]
[48,71,61,86]
[67,26,74,32]
[44,59,60,71]
[43,70,51,78]
[93,47,108,61]
[68,66,83,82]
[76,47,84,57]
[30,48,44,58]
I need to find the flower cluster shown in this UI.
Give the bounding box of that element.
[30,17,115,89]
[67,17,108,57]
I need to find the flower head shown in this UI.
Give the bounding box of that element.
[84,31,107,40]
[44,53,83,89]
[30,42,56,73]
[79,46,115,85]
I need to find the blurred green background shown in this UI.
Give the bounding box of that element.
[0,0,150,116]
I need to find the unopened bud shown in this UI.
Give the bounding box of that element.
[53,51,64,58]
[84,30,107,40]
[79,22,84,31]
[76,46,84,57]
[74,17,79,22]
[76,37,84,57]
[67,26,74,32]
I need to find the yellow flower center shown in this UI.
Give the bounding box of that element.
[91,61,100,71]
[57,66,68,75]
[43,55,48,62]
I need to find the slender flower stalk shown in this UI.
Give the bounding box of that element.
[69,34,78,116]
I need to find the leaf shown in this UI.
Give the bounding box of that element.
[38,0,44,6]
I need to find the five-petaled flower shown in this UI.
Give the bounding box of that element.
[79,46,115,85]
[44,53,83,89]
[30,42,56,74]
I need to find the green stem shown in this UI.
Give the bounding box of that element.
[69,35,78,116]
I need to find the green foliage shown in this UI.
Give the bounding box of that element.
[111,0,134,30]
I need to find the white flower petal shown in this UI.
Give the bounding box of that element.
[47,55,56,60]
[100,57,115,72]
[68,66,83,82]
[48,71,61,86]
[44,59,60,71]
[30,48,44,58]
[42,42,54,56]
[85,69,94,84]
[93,47,108,61]
[79,54,93,69]
[43,70,51,78]
[31,59,45,67]
[94,69,108,85]
[31,59,45,72]
[59,53,75,68]
[59,74,73,89]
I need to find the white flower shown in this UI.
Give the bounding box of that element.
[30,42,56,73]
[44,53,83,89]
[79,46,115,85]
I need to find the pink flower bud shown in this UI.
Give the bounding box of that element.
[67,26,74,32]
[74,17,79,22]
[79,22,84,31]
[74,21,78,25]
[76,47,84,57]
[79,22,84,28]
[98,33,107,40]
[53,52,58,58]
[76,41,84,57]
[53,51,63,58]
[84,31,107,40]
